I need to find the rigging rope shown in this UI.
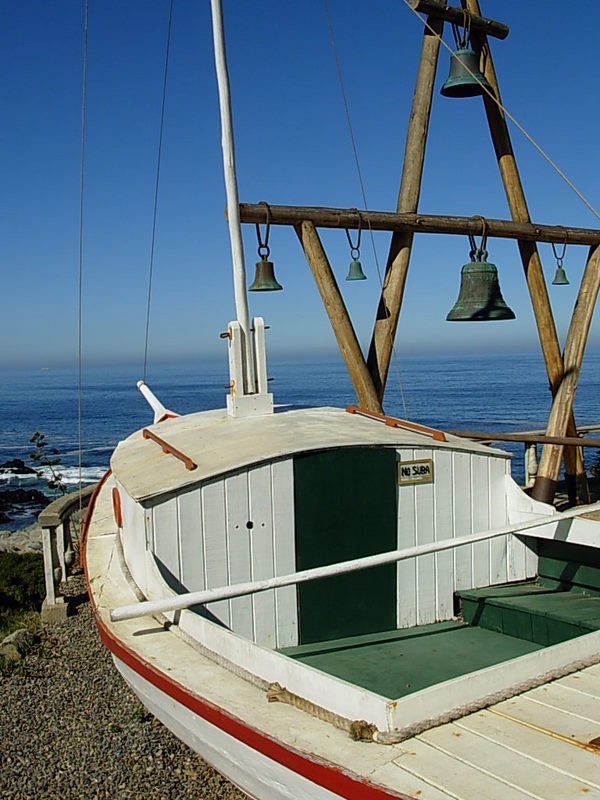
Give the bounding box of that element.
[402,0,600,224]
[143,0,174,383]
[77,0,89,516]
[322,0,409,418]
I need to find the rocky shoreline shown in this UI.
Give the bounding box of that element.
[0,575,244,799]
[0,522,43,555]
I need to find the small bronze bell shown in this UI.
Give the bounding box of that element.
[346,259,367,281]
[441,47,493,98]
[447,249,515,321]
[346,255,367,281]
[249,255,283,292]
[552,266,569,285]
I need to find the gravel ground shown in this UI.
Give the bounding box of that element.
[0,576,246,800]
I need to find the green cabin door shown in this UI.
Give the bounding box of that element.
[294,447,397,644]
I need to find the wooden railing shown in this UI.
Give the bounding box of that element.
[38,484,96,622]
[451,425,600,490]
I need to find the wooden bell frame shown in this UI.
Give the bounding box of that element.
[238,0,600,506]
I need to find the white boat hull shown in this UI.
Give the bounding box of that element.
[114,656,344,800]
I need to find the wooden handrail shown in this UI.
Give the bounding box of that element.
[346,405,447,442]
[110,501,600,622]
[142,429,197,471]
[237,204,600,246]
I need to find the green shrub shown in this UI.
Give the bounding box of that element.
[0,552,45,612]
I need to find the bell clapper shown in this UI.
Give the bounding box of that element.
[345,218,367,281]
[551,235,569,286]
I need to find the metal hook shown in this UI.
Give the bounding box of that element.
[451,8,471,48]
[345,210,362,256]
[551,231,568,266]
[256,201,272,259]
[468,215,488,258]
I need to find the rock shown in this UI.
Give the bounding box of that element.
[0,525,43,554]
[2,629,37,653]
[0,643,21,662]
[0,459,36,476]
[0,488,49,522]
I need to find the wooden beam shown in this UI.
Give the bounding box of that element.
[294,221,382,414]
[238,203,600,246]
[367,15,444,401]
[532,245,600,503]
[408,0,509,40]
[450,431,600,448]
[464,0,584,503]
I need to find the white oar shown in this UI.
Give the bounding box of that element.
[110,502,600,623]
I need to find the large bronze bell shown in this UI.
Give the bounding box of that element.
[441,47,493,98]
[249,255,283,291]
[447,249,515,321]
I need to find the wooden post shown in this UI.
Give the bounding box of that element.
[464,0,586,502]
[367,15,444,400]
[532,245,600,502]
[295,221,383,413]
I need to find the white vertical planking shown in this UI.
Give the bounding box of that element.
[415,449,436,625]
[119,488,149,594]
[471,454,491,588]
[433,450,455,620]
[248,464,277,647]
[489,458,509,584]
[152,498,180,580]
[271,459,298,648]
[453,450,473,590]
[178,489,205,593]
[397,449,417,628]
[225,472,254,639]
[202,480,231,627]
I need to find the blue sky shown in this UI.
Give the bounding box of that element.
[2,1,600,371]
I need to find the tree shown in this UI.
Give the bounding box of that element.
[29,431,67,495]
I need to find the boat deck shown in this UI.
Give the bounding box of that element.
[85,478,600,799]
[280,621,542,699]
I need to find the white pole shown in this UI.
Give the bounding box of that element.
[110,501,600,622]
[210,0,255,393]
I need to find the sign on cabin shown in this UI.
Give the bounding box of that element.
[397,458,434,486]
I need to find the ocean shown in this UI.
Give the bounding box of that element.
[1,352,599,530]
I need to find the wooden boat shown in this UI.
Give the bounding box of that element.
[79,2,600,798]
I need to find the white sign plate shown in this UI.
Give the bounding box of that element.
[397,458,434,486]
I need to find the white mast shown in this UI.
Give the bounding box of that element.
[210,0,255,393]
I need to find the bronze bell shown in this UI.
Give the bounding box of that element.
[346,258,367,281]
[441,47,493,98]
[447,249,515,321]
[552,265,569,285]
[249,255,283,291]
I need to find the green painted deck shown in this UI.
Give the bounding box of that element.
[458,581,600,646]
[280,620,542,699]
[280,538,600,700]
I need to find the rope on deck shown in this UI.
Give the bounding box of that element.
[269,650,600,746]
